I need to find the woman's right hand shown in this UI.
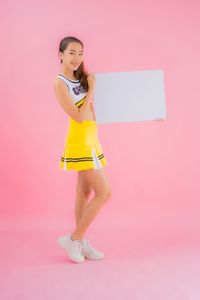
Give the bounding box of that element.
[87,72,96,90]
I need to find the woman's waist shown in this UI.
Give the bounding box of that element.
[70,102,96,124]
[68,117,97,127]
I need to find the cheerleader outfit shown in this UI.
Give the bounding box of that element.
[56,73,107,171]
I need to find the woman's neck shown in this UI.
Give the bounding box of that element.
[61,67,76,80]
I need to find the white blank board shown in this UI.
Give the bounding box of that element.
[93,70,167,124]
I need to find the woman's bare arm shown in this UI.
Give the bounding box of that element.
[54,79,92,123]
[77,87,94,113]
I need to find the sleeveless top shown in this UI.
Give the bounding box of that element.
[55,73,87,108]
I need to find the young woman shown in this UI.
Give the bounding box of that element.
[54,36,112,263]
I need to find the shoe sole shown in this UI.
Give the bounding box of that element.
[84,255,104,260]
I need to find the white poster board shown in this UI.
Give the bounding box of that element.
[93,70,167,124]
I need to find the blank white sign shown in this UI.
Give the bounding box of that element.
[93,70,167,124]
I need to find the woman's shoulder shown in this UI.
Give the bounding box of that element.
[54,75,70,92]
[56,73,80,83]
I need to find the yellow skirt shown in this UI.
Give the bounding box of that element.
[59,117,107,171]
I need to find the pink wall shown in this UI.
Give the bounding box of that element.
[1,0,200,231]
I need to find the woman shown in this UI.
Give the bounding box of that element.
[54,36,112,263]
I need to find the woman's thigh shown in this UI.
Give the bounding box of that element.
[76,171,93,197]
[78,167,112,197]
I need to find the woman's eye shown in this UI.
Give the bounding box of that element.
[69,53,83,56]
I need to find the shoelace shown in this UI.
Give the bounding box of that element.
[71,239,83,251]
[82,239,95,253]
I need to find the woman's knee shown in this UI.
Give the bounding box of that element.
[80,168,112,201]
[76,185,92,198]
[76,173,93,198]
[84,187,93,198]
[97,186,112,203]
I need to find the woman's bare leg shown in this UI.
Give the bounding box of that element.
[74,171,93,227]
[71,167,112,241]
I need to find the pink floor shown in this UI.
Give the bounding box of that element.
[1,225,200,299]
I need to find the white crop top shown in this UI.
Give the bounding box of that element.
[56,73,87,108]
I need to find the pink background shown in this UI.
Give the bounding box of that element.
[1,0,200,299]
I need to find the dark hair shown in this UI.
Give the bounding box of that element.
[58,36,89,92]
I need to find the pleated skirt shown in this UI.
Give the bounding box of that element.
[59,117,107,171]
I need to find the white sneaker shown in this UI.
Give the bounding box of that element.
[81,238,104,260]
[57,234,85,263]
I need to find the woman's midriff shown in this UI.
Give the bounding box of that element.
[81,102,96,122]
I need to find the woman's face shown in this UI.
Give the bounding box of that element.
[60,42,84,70]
